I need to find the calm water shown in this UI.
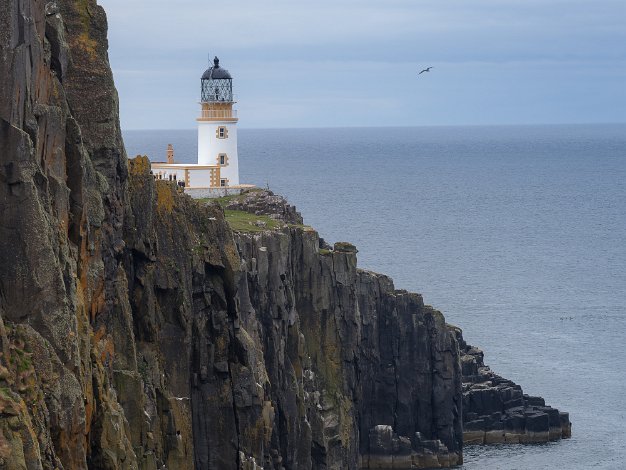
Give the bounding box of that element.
[124,125,626,469]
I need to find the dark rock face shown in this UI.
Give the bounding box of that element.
[1,0,135,467]
[232,226,463,468]
[124,163,241,469]
[456,330,571,445]
[0,1,567,469]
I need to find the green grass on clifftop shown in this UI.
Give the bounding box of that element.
[224,210,282,233]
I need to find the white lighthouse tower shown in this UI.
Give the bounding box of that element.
[150,56,253,197]
[197,56,239,187]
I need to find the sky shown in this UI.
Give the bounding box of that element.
[99,0,626,130]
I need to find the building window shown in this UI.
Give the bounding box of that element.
[216,126,228,139]
[220,179,227,187]
[218,154,227,165]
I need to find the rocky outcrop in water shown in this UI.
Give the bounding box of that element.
[0,1,568,469]
[457,332,571,445]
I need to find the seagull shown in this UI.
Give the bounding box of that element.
[419,66,433,75]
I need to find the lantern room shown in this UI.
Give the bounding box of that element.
[201,57,233,102]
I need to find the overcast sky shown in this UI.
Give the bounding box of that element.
[99,0,626,129]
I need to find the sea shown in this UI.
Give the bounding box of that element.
[124,124,626,470]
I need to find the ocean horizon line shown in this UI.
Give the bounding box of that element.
[122,122,626,133]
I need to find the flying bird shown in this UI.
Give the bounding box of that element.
[419,67,433,75]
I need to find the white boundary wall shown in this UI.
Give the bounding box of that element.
[186,187,245,199]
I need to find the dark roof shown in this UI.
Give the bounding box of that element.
[201,56,232,80]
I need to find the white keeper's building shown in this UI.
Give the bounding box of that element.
[150,56,253,198]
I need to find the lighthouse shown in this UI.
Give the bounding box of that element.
[149,56,253,197]
[197,56,239,187]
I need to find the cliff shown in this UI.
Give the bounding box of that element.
[0,1,568,469]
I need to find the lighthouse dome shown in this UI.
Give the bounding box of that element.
[201,56,234,102]
[201,57,232,80]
